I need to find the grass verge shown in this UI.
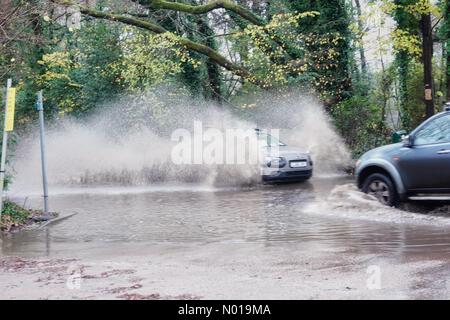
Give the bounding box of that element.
[1,200,48,233]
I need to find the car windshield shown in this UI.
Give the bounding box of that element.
[257,132,287,147]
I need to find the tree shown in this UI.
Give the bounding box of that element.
[50,0,339,94]
[285,0,353,105]
[354,0,368,76]
[421,9,435,118]
[60,0,271,84]
[441,0,450,100]
[392,0,421,128]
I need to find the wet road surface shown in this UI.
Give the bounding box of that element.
[2,176,450,299]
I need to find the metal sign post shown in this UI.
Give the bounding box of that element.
[36,91,49,214]
[0,79,13,219]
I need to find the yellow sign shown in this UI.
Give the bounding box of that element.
[5,87,16,132]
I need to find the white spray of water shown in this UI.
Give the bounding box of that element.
[10,88,351,192]
[304,184,450,226]
[242,92,351,175]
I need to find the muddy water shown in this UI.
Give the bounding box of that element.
[3,176,450,259]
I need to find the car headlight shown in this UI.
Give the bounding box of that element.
[266,157,287,168]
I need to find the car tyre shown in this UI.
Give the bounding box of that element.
[362,173,398,207]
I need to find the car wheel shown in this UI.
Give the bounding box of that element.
[362,173,398,207]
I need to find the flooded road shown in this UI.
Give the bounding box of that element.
[2,176,450,299]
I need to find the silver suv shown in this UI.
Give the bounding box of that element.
[356,106,450,206]
[257,130,313,183]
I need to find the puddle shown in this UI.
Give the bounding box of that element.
[3,176,450,259]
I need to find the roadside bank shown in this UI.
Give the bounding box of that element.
[1,200,57,233]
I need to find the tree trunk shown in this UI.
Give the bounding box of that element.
[197,17,222,103]
[354,0,367,76]
[447,45,450,101]
[421,13,435,118]
[443,0,450,100]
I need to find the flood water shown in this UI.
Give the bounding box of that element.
[3,176,450,260]
[4,92,450,298]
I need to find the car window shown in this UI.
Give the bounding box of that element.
[415,115,450,146]
[257,133,287,147]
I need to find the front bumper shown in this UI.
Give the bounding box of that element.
[262,169,313,182]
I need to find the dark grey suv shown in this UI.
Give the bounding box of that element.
[356,106,450,206]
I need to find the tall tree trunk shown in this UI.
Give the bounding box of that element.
[197,17,222,103]
[354,0,367,76]
[393,0,420,129]
[421,13,435,118]
[443,0,450,100]
[397,52,411,128]
[447,42,450,100]
[446,49,450,102]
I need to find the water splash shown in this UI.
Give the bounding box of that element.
[304,183,450,226]
[10,88,351,191]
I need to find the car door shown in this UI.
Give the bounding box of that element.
[397,114,450,192]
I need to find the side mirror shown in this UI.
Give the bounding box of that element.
[402,135,413,147]
[392,130,408,143]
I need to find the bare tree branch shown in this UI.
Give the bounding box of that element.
[136,0,266,26]
[65,3,259,84]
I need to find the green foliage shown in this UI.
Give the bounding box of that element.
[2,16,125,121]
[229,10,351,97]
[439,0,450,99]
[34,20,124,116]
[2,0,450,161]
[112,29,198,92]
[284,0,353,104]
[392,29,422,58]
[332,95,390,158]
[400,61,431,130]
[390,0,423,128]
[0,201,33,231]
[177,15,219,100]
